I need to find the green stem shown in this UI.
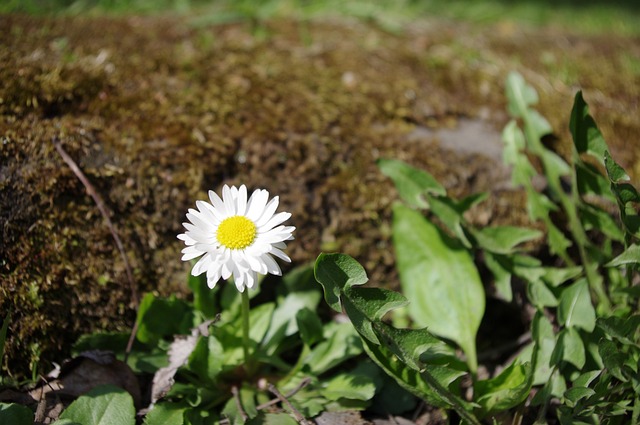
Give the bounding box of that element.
[241,290,251,372]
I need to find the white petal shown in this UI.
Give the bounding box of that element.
[181,246,203,261]
[222,185,236,215]
[255,196,279,227]
[197,200,224,222]
[260,253,282,275]
[191,253,212,276]
[269,247,291,263]
[245,271,258,289]
[236,185,248,216]
[208,189,227,216]
[246,189,269,221]
[258,212,291,233]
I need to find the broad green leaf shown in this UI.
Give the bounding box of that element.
[606,244,640,267]
[475,362,532,414]
[599,339,626,382]
[372,321,460,371]
[558,279,596,332]
[393,203,484,371]
[136,293,194,345]
[187,335,224,384]
[573,370,601,388]
[314,253,368,313]
[530,313,557,385]
[575,161,613,200]
[361,338,457,409]
[527,280,558,308]
[570,91,608,160]
[472,225,542,254]
[143,402,186,425]
[296,308,324,346]
[564,387,596,406]
[262,266,321,352]
[426,195,472,247]
[59,385,135,425]
[540,266,583,288]
[551,327,586,369]
[250,302,275,345]
[377,158,445,209]
[597,315,640,347]
[321,371,376,401]
[341,286,408,344]
[605,150,630,183]
[505,72,539,118]
[0,403,33,425]
[579,203,625,241]
[303,322,363,375]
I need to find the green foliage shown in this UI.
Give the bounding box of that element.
[312,72,640,423]
[0,403,33,425]
[57,385,136,425]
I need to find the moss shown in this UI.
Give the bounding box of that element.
[1,14,638,379]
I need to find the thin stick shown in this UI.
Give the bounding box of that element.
[256,378,311,410]
[267,383,313,425]
[231,386,248,421]
[52,137,140,358]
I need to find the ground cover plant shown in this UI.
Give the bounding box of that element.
[1,1,640,424]
[1,69,639,424]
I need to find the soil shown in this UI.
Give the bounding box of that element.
[1,12,639,384]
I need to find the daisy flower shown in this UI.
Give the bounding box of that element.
[178,185,295,292]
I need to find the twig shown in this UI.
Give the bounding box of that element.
[231,386,248,421]
[52,137,140,358]
[256,377,311,410]
[267,383,313,425]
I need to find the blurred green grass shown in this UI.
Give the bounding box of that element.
[2,0,639,35]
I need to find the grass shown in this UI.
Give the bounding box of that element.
[2,0,640,36]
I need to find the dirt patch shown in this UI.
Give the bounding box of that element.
[1,14,638,378]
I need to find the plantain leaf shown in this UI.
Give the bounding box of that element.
[59,385,135,425]
[558,279,596,332]
[314,253,368,313]
[393,203,484,371]
[570,91,608,160]
[475,362,533,415]
[377,158,445,209]
[606,244,640,267]
[472,225,542,254]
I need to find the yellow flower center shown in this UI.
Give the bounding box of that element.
[216,215,256,250]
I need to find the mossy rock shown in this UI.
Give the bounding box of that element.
[1,14,638,378]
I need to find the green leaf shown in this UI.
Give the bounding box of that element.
[564,387,596,406]
[558,279,596,332]
[314,253,369,313]
[187,335,224,384]
[527,279,558,308]
[393,203,484,371]
[59,385,135,425]
[136,293,194,345]
[295,308,324,346]
[472,225,542,254]
[606,244,640,267]
[475,362,533,414]
[605,150,631,183]
[505,72,539,118]
[303,322,363,375]
[551,327,586,369]
[570,91,608,160]
[575,161,613,200]
[426,195,472,247]
[597,315,640,347]
[599,339,627,382]
[143,402,186,425]
[321,371,376,401]
[342,286,408,344]
[250,413,299,425]
[579,203,625,242]
[377,158,446,208]
[0,403,33,425]
[530,312,557,385]
[372,321,460,372]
